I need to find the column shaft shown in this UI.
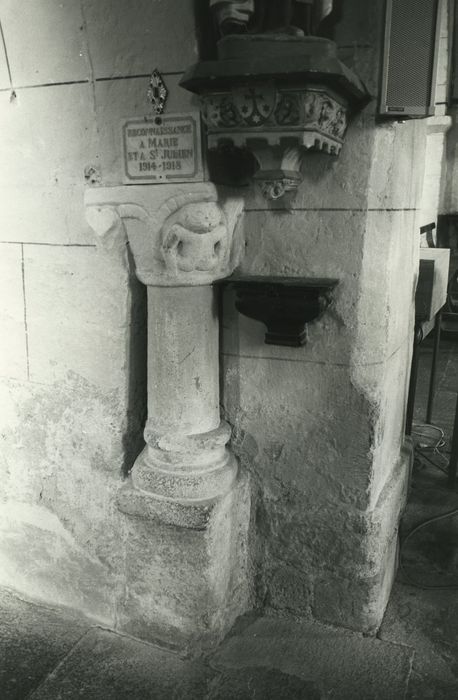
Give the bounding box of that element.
[146,285,219,438]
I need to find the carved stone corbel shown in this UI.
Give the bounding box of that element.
[181,27,370,200]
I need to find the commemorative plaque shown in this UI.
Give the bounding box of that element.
[122,112,203,184]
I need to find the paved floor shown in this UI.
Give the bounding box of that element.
[392,331,458,700]
[0,587,414,699]
[413,331,458,442]
[1,335,458,699]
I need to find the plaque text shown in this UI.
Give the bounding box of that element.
[122,113,203,184]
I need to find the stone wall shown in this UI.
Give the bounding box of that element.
[0,0,198,623]
[221,0,434,630]
[0,0,450,637]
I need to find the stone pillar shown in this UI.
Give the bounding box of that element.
[419,115,453,227]
[85,183,250,645]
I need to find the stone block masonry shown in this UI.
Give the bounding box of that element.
[218,0,432,632]
[0,239,143,623]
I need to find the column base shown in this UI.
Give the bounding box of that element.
[118,476,235,530]
[116,474,252,648]
[131,423,238,505]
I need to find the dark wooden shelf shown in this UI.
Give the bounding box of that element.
[219,276,338,347]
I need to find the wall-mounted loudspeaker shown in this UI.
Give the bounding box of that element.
[380,0,443,117]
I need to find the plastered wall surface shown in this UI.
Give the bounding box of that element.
[0,0,442,633]
[0,0,197,622]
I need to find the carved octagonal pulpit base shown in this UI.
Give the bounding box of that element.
[181,34,370,199]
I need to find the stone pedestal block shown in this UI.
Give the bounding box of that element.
[118,474,251,648]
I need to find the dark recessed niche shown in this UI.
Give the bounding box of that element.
[219,276,339,347]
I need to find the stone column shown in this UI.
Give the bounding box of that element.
[131,283,237,516]
[85,183,250,645]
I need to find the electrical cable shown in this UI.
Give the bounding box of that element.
[400,506,458,590]
[416,450,448,475]
[400,422,458,590]
[411,422,450,474]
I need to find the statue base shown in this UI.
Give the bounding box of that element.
[180,34,370,200]
[181,35,369,107]
[218,33,337,60]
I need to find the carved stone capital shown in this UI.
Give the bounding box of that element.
[85,184,244,286]
[85,204,127,257]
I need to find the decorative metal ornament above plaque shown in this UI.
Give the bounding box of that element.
[147,69,168,114]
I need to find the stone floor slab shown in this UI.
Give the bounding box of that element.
[380,583,458,700]
[382,328,458,700]
[211,616,414,700]
[380,462,458,699]
[207,666,322,699]
[30,627,210,699]
[0,588,89,700]
[399,463,458,589]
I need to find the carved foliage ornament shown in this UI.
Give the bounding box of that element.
[257,175,301,201]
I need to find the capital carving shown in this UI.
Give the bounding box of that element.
[85,205,127,251]
[85,184,244,286]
